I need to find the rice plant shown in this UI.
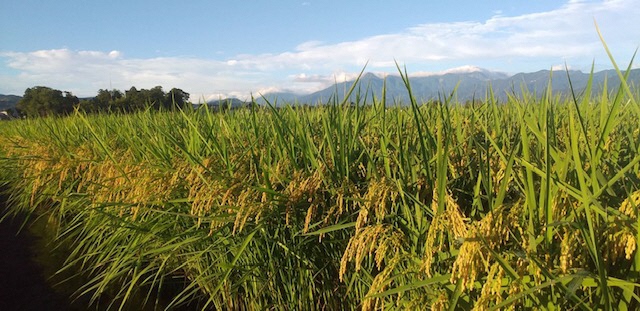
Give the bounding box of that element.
[1,40,639,310]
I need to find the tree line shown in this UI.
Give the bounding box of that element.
[15,86,190,117]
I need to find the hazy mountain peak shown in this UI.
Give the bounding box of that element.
[410,66,509,80]
[275,67,640,104]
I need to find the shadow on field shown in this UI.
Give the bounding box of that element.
[0,192,76,310]
[0,191,203,311]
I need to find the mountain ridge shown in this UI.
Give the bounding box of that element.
[283,68,640,105]
[2,68,639,109]
[0,95,21,110]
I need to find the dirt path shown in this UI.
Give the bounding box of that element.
[0,194,73,311]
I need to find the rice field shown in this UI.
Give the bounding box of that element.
[1,48,640,309]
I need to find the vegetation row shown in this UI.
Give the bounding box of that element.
[9,85,190,118]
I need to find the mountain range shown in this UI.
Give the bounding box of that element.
[256,67,640,105]
[0,95,21,110]
[2,68,639,110]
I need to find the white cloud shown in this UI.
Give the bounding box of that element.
[412,65,499,77]
[244,0,637,68]
[551,64,573,71]
[291,71,362,84]
[0,49,268,99]
[1,0,638,98]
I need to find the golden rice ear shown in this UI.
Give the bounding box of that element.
[339,224,404,282]
[232,189,265,234]
[445,191,468,239]
[361,253,402,311]
[421,212,444,277]
[303,203,315,233]
[422,187,469,277]
[619,190,640,219]
[599,190,640,263]
[475,262,506,309]
[450,230,484,292]
[355,177,398,231]
[624,234,637,260]
[429,291,450,311]
[559,230,574,273]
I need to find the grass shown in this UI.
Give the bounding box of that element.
[1,44,640,310]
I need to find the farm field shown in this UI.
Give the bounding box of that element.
[1,64,640,310]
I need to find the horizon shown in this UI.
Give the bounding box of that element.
[4,66,637,104]
[1,0,638,101]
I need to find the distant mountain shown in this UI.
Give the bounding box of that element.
[499,69,640,98]
[203,97,250,110]
[262,68,640,104]
[256,92,300,105]
[0,94,21,110]
[291,70,503,104]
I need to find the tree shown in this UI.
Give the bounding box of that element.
[145,86,166,110]
[16,85,190,116]
[16,86,78,117]
[91,89,123,112]
[61,91,79,114]
[119,86,144,112]
[77,99,96,113]
[166,88,190,109]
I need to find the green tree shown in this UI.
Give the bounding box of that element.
[166,88,190,109]
[77,99,96,113]
[91,89,123,112]
[122,86,145,112]
[145,86,166,110]
[16,86,78,117]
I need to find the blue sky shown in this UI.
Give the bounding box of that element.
[1,0,638,101]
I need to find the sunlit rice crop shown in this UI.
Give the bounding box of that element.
[1,34,640,310]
